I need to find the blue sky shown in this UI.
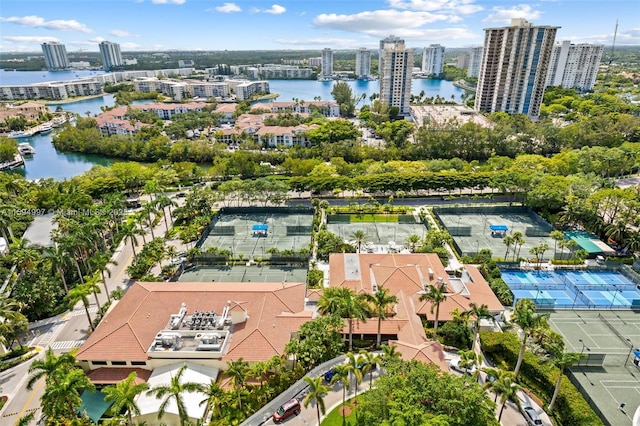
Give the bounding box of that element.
[1,0,639,53]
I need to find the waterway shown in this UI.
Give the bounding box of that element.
[2,71,463,180]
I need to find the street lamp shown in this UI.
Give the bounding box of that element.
[578,339,590,366]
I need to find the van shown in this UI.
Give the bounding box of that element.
[272,398,301,423]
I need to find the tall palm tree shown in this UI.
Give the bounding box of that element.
[103,371,149,426]
[226,358,249,410]
[363,287,398,348]
[90,252,118,303]
[41,368,95,421]
[43,244,71,294]
[503,235,514,260]
[155,195,177,232]
[467,302,492,350]
[82,271,103,313]
[147,364,204,426]
[512,231,525,261]
[419,281,448,339]
[380,343,401,366]
[303,376,329,425]
[406,234,421,252]
[142,203,159,240]
[549,230,564,258]
[346,352,364,398]
[329,364,351,417]
[66,282,99,332]
[482,367,513,403]
[360,350,380,388]
[199,379,225,422]
[494,371,522,421]
[548,346,584,411]
[27,348,77,390]
[512,298,549,378]
[349,229,369,253]
[317,287,371,351]
[0,295,25,323]
[458,349,483,382]
[121,221,145,259]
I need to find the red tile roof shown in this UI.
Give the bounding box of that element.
[390,340,449,370]
[76,282,310,364]
[87,368,152,385]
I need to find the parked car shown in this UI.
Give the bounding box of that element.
[272,398,301,423]
[323,368,335,382]
[449,358,477,375]
[522,406,543,425]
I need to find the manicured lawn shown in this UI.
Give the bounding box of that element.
[321,397,359,426]
[350,214,398,223]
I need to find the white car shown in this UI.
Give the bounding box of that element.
[449,358,477,375]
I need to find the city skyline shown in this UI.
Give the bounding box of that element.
[1,0,638,53]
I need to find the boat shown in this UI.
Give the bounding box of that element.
[8,130,30,138]
[37,123,53,134]
[18,142,36,156]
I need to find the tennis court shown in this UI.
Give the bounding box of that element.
[200,211,313,259]
[179,265,308,283]
[501,269,640,309]
[433,206,556,258]
[548,310,640,426]
[326,214,428,251]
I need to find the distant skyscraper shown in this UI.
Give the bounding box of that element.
[546,41,603,92]
[99,41,124,70]
[379,38,413,116]
[41,42,69,70]
[457,53,470,70]
[378,35,404,74]
[321,48,333,78]
[421,44,445,76]
[355,48,371,79]
[467,46,483,78]
[475,19,558,118]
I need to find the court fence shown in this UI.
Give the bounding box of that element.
[566,369,611,426]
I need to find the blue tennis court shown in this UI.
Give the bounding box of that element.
[501,269,640,309]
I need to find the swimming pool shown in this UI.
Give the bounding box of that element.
[500,269,640,309]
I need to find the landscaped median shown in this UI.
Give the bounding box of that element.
[0,346,39,373]
[480,331,602,426]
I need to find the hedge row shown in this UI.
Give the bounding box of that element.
[480,331,602,426]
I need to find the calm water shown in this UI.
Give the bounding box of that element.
[3,71,463,180]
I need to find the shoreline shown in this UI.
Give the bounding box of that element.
[44,94,106,105]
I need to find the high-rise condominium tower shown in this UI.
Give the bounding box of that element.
[41,42,69,70]
[475,19,558,118]
[378,35,404,74]
[422,44,445,76]
[321,48,333,78]
[545,41,603,92]
[467,46,483,78]
[99,41,124,70]
[355,48,371,79]
[379,38,413,116]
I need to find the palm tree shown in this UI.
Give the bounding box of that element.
[458,349,483,382]
[199,380,225,422]
[380,343,401,365]
[90,252,118,303]
[548,346,584,412]
[419,281,448,339]
[121,221,145,259]
[512,231,525,261]
[512,298,549,378]
[43,244,71,294]
[103,371,149,426]
[41,368,95,421]
[28,348,77,390]
[303,376,329,425]
[349,229,370,253]
[83,271,103,312]
[142,203,159,240]
[226,358,249,410]
[363,287,398,348]
[494,371,522,421]
[549,230,564,258]
[0,295,25,324]
[66,282,98,332]
[317,287,371,351]
[467,302,492,350]
[503,235,514,260]
[147,364,204,426]
[360,350,380,388]
[406,234,421,252]
[482,367,513,402]
[529,243,550,269]
[329,364,351,418]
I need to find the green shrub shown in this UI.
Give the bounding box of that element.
[480,331,602,426]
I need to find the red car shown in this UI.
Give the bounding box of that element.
[273,398,301,423]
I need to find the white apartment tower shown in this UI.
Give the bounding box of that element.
[546,41,603,92]
[422,44,445,76]
[379,35,404,74]
[41,42,69,70]
[475,19,558,118]
[355,48,372,79]
[321,48,333,78]
[99,41,124,70]
[467,46,483,78]
[379,38,413,116]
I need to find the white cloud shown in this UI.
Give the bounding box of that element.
[314,10,452,34]
[151,0,186,4]
[120,42,141,49]
[109,29,133,37]
[3,35,59,43]
[253,4,286,15]
[567,28,640,45]
[214,3,241,13]
[277,37,358,48]
[387,0,483,15]
[0,15,92,33]
[482,4,541,24]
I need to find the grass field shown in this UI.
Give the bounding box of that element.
[321,397,359,426]
[350,214,399,223]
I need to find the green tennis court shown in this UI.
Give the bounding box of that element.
[179,265,308,283]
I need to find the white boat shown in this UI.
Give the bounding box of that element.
[37,123,53,134]
[18,142,36,156]
[8,130,29,138]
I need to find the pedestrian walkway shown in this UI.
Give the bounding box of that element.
[48,340,84,350]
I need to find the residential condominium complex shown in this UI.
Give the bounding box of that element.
[41,42,69,70]
[0,78,103,100]
[467,46,483,78]
[545,40,603,92]
[99,41,123,71]
[475,19,558,118]
[245,65,313,79]
[379,37,413,116]
[379,35,404,74]
[321,48,333,78]
[422,44,445,76]
[355,48,372,79]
